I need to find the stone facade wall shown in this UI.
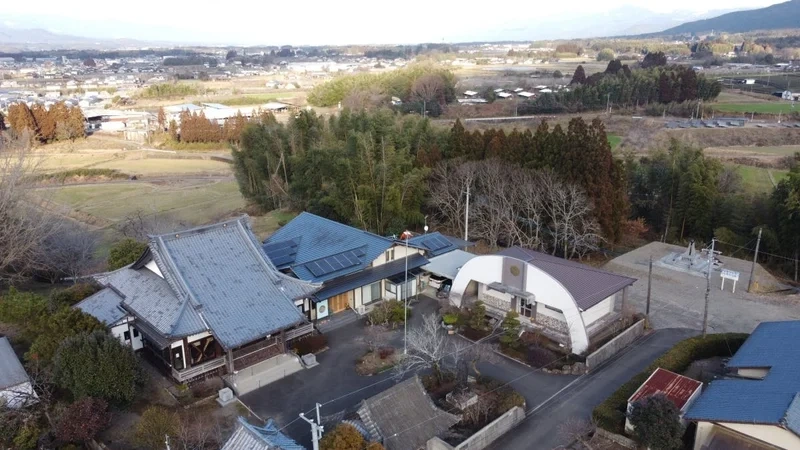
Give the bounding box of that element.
[585,319,646,370]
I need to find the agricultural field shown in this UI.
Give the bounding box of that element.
[607,133,622,150]
[735,165,789,194]
[712,102,797,114]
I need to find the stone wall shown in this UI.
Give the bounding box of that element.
[585,319,646,371]
[426,406,526,450]
[595,428,637,449]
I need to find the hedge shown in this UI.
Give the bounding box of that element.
[592,333,749,434]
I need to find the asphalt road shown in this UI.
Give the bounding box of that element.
[487,328,698,450]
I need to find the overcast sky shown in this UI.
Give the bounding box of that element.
[2,0,788,46]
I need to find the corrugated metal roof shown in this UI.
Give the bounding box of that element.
[75,288,127,326]
[358,376,458,450]
[149,216,320,350]
[221,417,305,450]
[422,249,476,279]
[0,337,29,391]
[314,254,429,300]
[686,321,800,430]
[628,368,702,409]
[497,247,636,310]
[264,212,393,282]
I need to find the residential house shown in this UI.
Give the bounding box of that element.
[77,216,319,383]
[221,416,305,450]
[356,376,459,450]
[625,368,702,434]
[262,212,428,320]
[448,247,636,354]
[406,232,474,288]
[686,321,800,450]
[0,337,38,409]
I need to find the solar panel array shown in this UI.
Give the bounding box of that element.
[423,235,452,252]
[304,248,367,278]
[263,239,299,268]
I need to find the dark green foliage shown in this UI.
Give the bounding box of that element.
[570,65,586,85]
[467,301,487,331]
[134,407,179,450]
[292,334,329,355]
[53,330,144,406]
[641,51,668,68]
[28,168,129,184]
[56,397,112,443]
[367,300,408,326]
[770,156,800,277]
[499,311,521,349]
[628,394,684,449]
[49,282,102,307]
[107,238,147,270]
[593,333,748,434]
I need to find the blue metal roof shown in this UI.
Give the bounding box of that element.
[263,212,394,283]
[314,254,429,300]
[405,232,473,257]
[685,321,800,430]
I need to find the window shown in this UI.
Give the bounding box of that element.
[385,249,395,262]
[123,331,131,341]
[386,282,396,294]
[545,304,563,314]
[133,328,139,338]
[520,298,535,318]
[364,282,381,304]
[295,299,305,313]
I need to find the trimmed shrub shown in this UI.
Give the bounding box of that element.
[592,333,748,434]
[378,346,395,360]
[320,423,364,450]
[292,334,328,355]
[50,282,102,307]
[367,300,408,326]
[108,238,147,270]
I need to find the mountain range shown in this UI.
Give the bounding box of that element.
[657,0,800,35]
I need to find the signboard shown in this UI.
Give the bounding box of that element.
[720,269,740,293]
[316,300,330,319]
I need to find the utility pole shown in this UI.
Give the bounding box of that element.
[702,238,716,338]
[646,255,653,320]
[404,231,409,355]
[747,228,762,293]
[464,184,470,242]
[299,404,324,450]
[606,93,611,114]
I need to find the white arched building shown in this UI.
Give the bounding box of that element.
[449,247,636,354]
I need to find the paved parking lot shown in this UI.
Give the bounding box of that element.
[605,242,800,333]
[239,296,576,448]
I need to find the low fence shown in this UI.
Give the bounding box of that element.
[595,428,637,449]
[426,406,526,450]
[585,319,646,371]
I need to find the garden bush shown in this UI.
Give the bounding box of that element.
[378,346,395,360]
[134,407,179,450]
[367,300,408,327]
[592,333,748,434]
[292,334,328,355]
[320,423,364,450]
[56,397,112,443]
[527,346,560,368]
[49,282,102,307]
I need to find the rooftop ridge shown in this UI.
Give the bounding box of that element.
[148,215,249,241]
[508,247,637,283]
[296,211,393,243]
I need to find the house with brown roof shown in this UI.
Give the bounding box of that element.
[448,247,636,354]
[625,368,703,434]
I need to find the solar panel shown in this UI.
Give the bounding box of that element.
[302,247,366,278]
[263,238,299,267]
[425,235,451,251]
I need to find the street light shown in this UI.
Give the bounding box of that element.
[403,230,410,355]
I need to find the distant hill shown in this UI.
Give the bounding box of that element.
[659,0,800,35]
[0,24,174,51]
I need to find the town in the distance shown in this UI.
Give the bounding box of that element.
[1,1,800,449]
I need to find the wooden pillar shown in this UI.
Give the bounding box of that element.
[279,329,287,353]
[226,349,235,373]
[621,286,628,313]
[183,337,192,368]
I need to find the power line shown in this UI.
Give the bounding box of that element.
[716,239,799,264]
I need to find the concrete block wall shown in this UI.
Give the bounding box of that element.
[427,406,526,450]
[585,319,646,370]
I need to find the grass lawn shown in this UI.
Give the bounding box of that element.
[607,133,622,150]
[211,94,282,106]
[45,180,245,226]
[712,102,796,114]
[250,209,298,239]
[706,145,800,157]
[92,159,232,175]
[735,165,789,194]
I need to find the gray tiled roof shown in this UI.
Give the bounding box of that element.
[358,376,459,450]
[264,212,393,282]
[222,417,305,450]
[85,216,320,351]
[75,288,127,326]
[497,247,636,310]
[0,337,29,390]
[147,216,320,349]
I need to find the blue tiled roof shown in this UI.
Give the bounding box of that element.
[222,417,305,450]
[263,212,393,283]
[406,232,473,257]
[685,321,800,431]
[75,288,127,326]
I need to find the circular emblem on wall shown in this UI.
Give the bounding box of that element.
[510,265,520,276]
[318,305,327,314]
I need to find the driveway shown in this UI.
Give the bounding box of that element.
[487,328,698,450]
[240,296,576,448]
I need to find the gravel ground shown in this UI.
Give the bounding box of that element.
[604,242,800,333]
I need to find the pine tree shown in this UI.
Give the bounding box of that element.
[168,120,179,141]
[157,107,166,130]
[570,65,587,85]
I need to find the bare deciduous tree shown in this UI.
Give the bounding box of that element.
[428,160,477,239]
[411,74,445,114]
[0,132,62,283]
[176,410,226,450]
[35,220,100,283]
[116,209,186,241]
[558,416,597,449]
[395,313,452,381]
